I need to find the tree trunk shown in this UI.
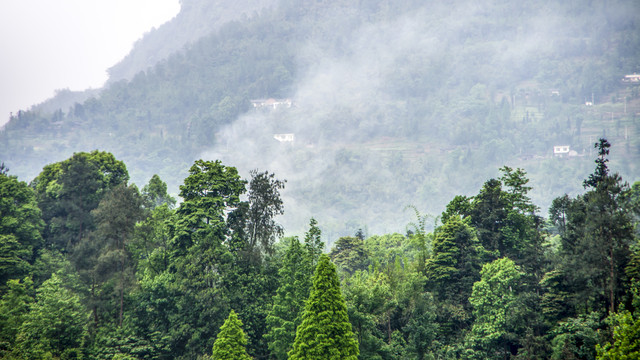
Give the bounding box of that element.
[610,238,615,314]
[119,235,126,327]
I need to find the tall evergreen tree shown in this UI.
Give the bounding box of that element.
[212,310,252,360]
[264,237,312,360]
[80,184,145,327]
[425,215,483,338]
[426,215,482,303]
[555,139,634,315]
[304,218,324,267]
[289,254,359,360]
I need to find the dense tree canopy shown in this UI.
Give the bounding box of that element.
[0,136,637,359]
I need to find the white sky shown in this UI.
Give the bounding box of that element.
[0,0,181,126]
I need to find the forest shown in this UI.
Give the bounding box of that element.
[0,137,639,359]
[1,1,640,357]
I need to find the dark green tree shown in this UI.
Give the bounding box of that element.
[245,170,285,256]
[212,310,252,360]
[330,236,369,276]
[86,184,145,327]
[581,138,634,314]
[555,139,634,315]
[289,254,359,360]
[425,215,483,336]
[0,172,44,291]
[31,151,128,252]
[426,215,482,302]
[165,160,247,358]
[469,178,509,258]
[227,170,285,265]
[172,159,245,254]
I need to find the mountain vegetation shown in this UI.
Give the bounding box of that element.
[1,0,639,236]
[0,1,639,356]
[0,137,638,358]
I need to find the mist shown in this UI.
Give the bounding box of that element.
[198,0,622,239]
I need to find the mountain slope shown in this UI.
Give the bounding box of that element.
[1,0,639,237]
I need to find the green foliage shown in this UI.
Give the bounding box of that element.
[343,270,395,359]
[32,151,129,252]
[304,218,324,267]
[245,170,286,256]
[555,138,635,315]
[330,236,370,276]
[289,254,359,360]
[173,159,245,252]
[142,174,176,209]
[0,130,638,359]
[13,272,88,359]
[264,237,313,359]
[130,203,175,276]
[426,215,483,340]
[227,170,286,263]
[0,277,34,357]
[0,172,44,290]
[550,312,601,360]
[426,216,482,302]
[597,310,640,359]
[467,257,524,359]
[469,178,510,258]
[81,184,145,327]
[212,310,252,360]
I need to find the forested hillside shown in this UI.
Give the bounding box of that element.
[1,0,639,236]
[0,139,639,358]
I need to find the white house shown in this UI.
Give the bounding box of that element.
[274,133,294,142]
[554,145,570,156]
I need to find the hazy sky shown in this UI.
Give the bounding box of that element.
[0,0,180,126]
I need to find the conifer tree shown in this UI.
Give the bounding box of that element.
[264,238,312,360]
[212,310,252,360]
[289,254,359,360]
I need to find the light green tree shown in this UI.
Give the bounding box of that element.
[596,310,640,359]
[289,254,359,360]
[13,272,88,359]
[142,174,176,209]
[467,257,523,359]
[212,310,252,360]
[0,277,33,357]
